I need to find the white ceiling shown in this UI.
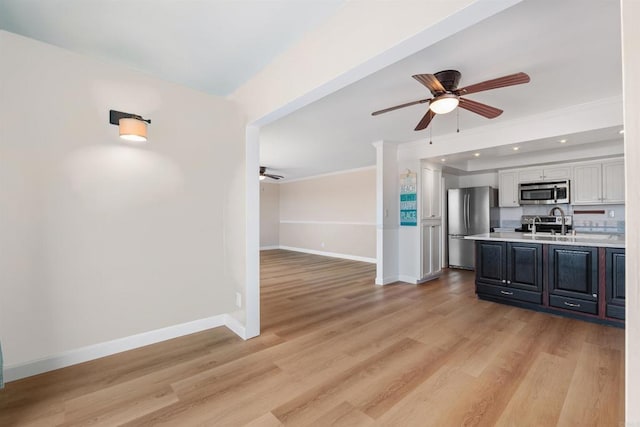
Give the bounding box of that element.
[1,0,623,182]
[0,0,344,96]
[260,0,623,180]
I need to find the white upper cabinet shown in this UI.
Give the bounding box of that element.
[602,159,625,203]
[572,158,624,205]
[573,163,602,204]
[499,171,519,207]
[421,166,442,219]
[499,157,623,206]
[518,165,572,183]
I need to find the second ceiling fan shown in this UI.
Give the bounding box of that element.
[372,70,530,131]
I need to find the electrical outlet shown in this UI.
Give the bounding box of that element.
[235,292,242,308]
[609,210,615,218]
[320,241,325,248]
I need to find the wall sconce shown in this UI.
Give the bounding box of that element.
[109,110,151,142]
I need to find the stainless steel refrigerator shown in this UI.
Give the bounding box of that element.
[447,186,498,270]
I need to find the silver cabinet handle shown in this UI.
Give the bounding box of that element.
[500,290,514,295]
[564,301,581,308]
[501,280,506,283]
[507,280,511,284]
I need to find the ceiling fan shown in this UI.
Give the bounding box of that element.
[371,70,530,131]
[259,166,284,181]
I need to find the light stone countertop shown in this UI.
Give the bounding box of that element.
[465,231,625,249]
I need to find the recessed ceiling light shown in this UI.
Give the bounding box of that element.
[441,158,446,162]
[473,153,480,157]
[559,139,567,143]
[619,129,625,134]
[513,147,519,151]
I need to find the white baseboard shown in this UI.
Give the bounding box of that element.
[278,245,376,263]
[416,271,442,284]
[260,245,279,250]
[4,313,248,383]
[224,314,247,340]
[396,272,442,285]
[375,276,399,285]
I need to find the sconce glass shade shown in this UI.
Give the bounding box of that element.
[259,175,266,181]
[119,118,147,142]
[429,94,459,114]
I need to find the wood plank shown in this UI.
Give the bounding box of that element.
[494,352,576,426]
[557,342,624,426]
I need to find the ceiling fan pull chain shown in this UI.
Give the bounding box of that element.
[429,123,433,144]
[457,107,460,133]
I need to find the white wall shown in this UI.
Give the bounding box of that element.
[0,31,245,369]
[621,0,639,421]
[260,183,280,248]
[278,168,376,261]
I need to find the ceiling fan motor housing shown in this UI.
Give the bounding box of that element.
[434,70,461,92]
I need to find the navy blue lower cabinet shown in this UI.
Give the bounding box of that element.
[548,245,598,315]
[475,240,624,327]
[606,248,625,320]
[475,241,542,303]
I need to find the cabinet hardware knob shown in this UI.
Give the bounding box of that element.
[500,290,514,295]
[501,279,506,283]
[564,301,581,308]
[507,280,511,284]
[592,293,597,298]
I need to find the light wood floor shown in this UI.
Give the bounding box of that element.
[0,250,625,426]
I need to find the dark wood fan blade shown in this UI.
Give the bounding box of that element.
[372,98,430,116]
[412,74,445,95]
[456,72,530,96]
[458,97,503,119]
[414,109,436,131]
[265,174,284,180]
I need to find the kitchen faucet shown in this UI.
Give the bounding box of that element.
[549,206,567,235]
[531,216,541,235]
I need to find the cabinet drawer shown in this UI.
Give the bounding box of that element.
[549,295,597,315]
[477,283,542,304]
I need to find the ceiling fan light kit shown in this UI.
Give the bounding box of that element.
[429,93,459,114]
[371,70,530,134]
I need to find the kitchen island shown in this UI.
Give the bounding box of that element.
[466,232,625,326]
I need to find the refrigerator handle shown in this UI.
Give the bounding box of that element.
[464,193,470,233]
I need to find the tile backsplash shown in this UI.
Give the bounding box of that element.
[498,204,625,234]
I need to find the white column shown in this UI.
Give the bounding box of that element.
[621,0,639,422]
[373,141,399,285]
[245,125,260,338]
[397,157,422,283]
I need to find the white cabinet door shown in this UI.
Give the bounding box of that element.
[422,223,442,278]
[573,163,602,204]
[602,160,625,203]
[432,169,442,219]
[421,167,442,219]
[518,166,571,182]
[430,224,442,275]
[499,171,519,207]
[518,169,544,183]
[543,166,572,181]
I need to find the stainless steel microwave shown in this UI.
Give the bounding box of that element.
[519,180,570,205]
